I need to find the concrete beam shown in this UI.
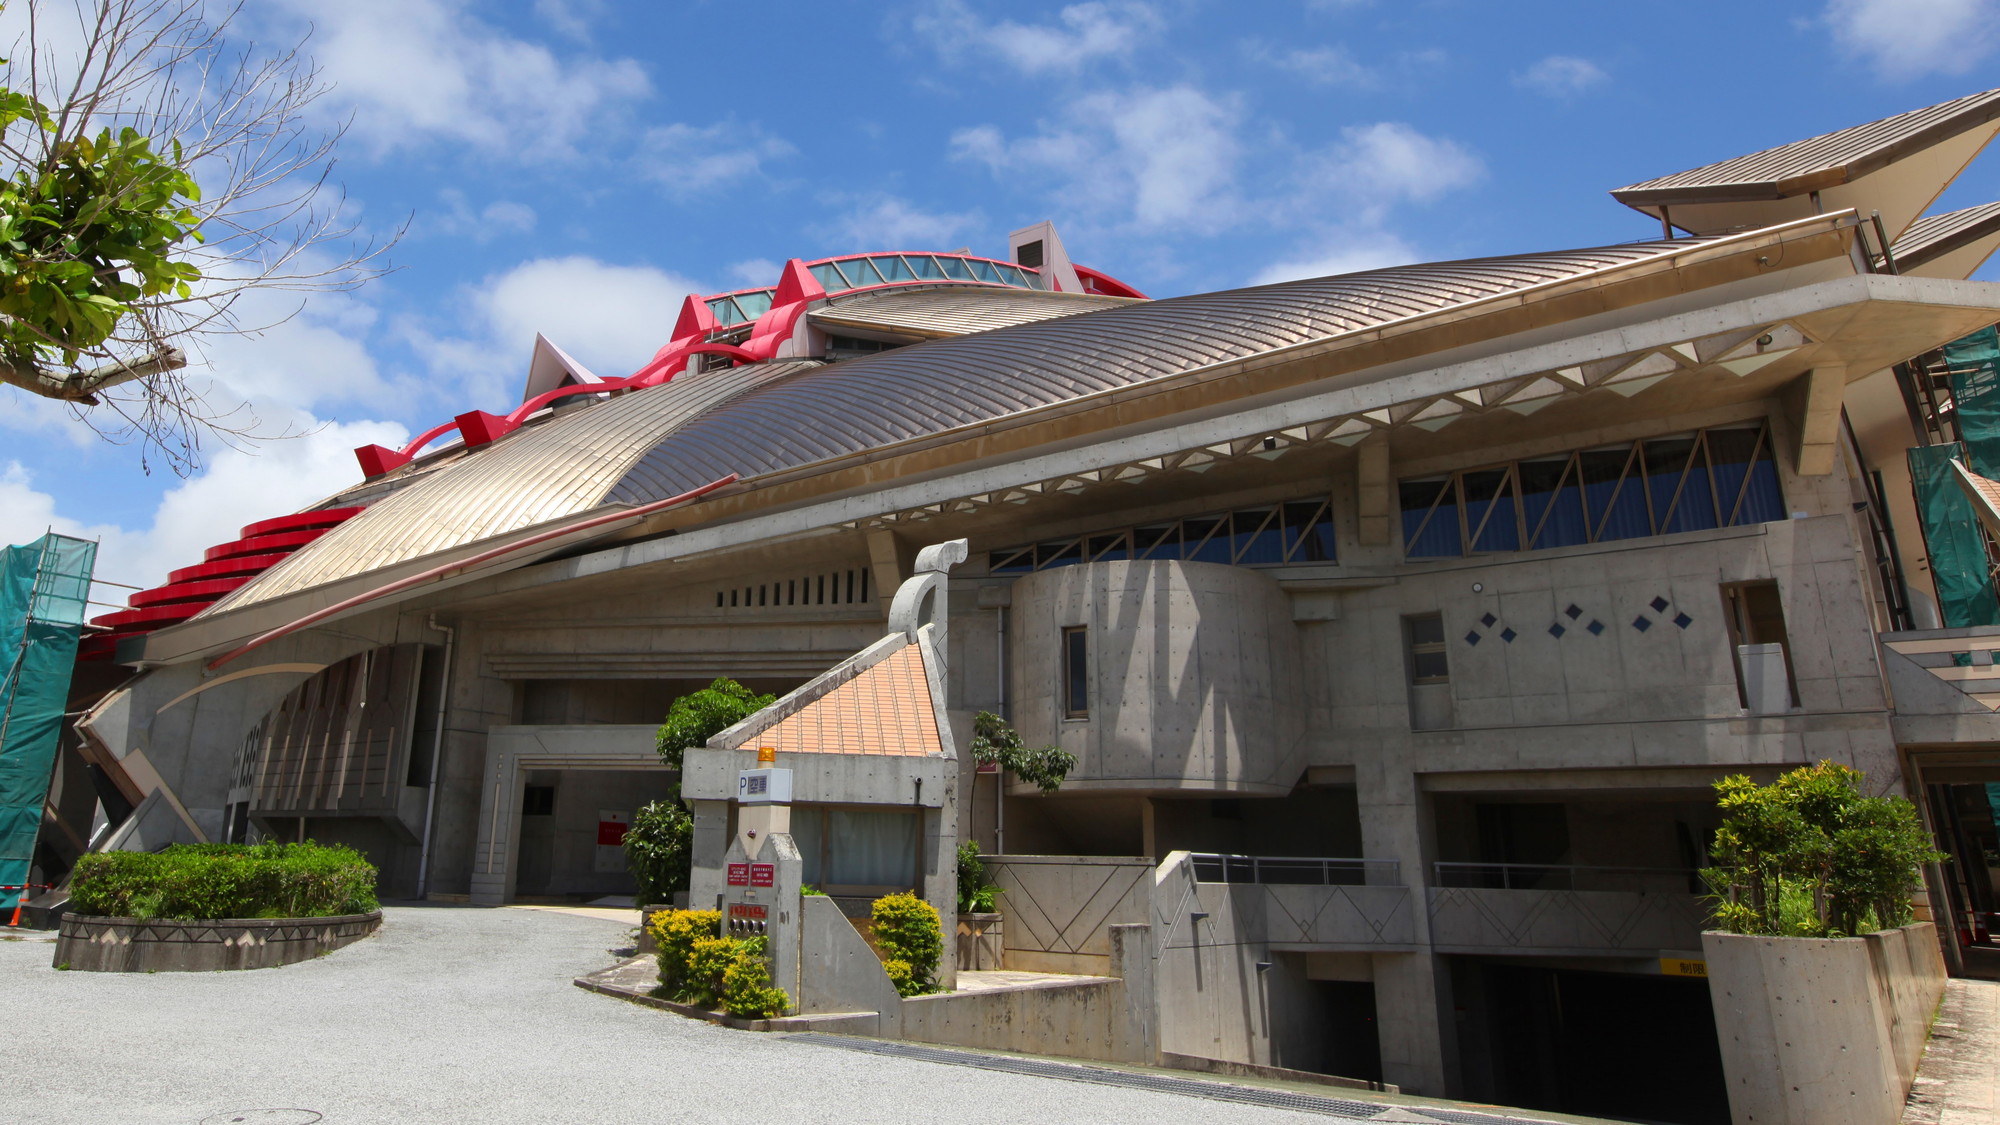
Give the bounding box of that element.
[1356,436,1392,546]
[1786,364,1847,476]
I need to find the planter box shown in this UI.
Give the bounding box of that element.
[53,911,383,973]
[1704,923,1947,1125]
[957,912,1003,971]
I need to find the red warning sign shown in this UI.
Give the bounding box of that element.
[727,862,750,887]
[750,863,775,887]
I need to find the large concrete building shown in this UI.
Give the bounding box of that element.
[42,89,2000,1123]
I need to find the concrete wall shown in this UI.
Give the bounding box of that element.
[985,854,1155,975]
[1703,923,1948,1125]
[1009,561,1307,794]
[896,923,1157,1064]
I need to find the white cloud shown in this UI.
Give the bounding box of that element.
[832,197,983,249]
[637,122,795,196]
[727,259,784,287]
[429,191,538,242]
[912,0,1161,74]
[1249,42,1375,87]
[1823,0,1999,79]
[261,0,650,157]
[409,256,706,406]
[1315,122,1486,212]
[1514,55,1608,97]
[534,0,607,42]
[1250,231,1418,286]
[952,85,1245,232]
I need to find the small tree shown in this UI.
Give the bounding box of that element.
[655,678,776,781]
[623,800,692,906]
[1702,762,1944,937]
[968,710,1074,792]
[871,891,944,996]
[956,840,999,914]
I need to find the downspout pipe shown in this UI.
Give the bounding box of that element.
[415,613,455,899]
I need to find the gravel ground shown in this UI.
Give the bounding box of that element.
[0,904,1352,1125]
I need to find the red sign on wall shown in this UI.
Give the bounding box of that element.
[727,862,750,887]
[750,863,775,887]
[597,820,629,847]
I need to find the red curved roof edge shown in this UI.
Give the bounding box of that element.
[351,252,1148,480]
[82,507,364,661]
[202,526,332,563]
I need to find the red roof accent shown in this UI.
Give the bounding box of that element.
[129,576,253,608]
[203,527,330,562]
[90,602,214,631]
[239,507,363,538]
[168,552,295,584]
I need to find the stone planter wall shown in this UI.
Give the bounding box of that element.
[1704,922,1948,1125]
[53,911,383,972]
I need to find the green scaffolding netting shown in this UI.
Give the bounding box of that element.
[0,533,95,907]
[1909,443,2000,628]
[1948,326,2000,477]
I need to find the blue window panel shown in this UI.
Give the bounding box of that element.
[1463,469,1520,553]
[1401,478,1462,558]
[706,296,744,324]
[1019,267,1047,290]
[1184,518,1233,564]
[968,259,1004,283]
[875,255,916,282]
[996,264,1030,287]
[1580,449,1650,542]
[1736,460,1786,524]
[838,257,886,287]
[908,255,947,280]
[1088,534,1131,563]
[1282,501,1336,563]
[1519,458,1588,549]
[1644,437,1718,534]
[937,256,977,281]
[1231,510,1285,565]
[1133,525,1178,559]
[809,263,849,291]
[1036,540,1083,569]
[989,550,1034,574]
[733,291,774,319]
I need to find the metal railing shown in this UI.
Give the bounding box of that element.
[1189,854,1401,887]
[1432,861,1702,894]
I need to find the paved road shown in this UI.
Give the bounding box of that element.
[1,904,1359,1125]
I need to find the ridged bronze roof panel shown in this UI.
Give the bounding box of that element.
[606,240,1700,505]
[217,360,822,610]
[1612,88,2000,204]
[1890,201,2000,271]
[809,286,1134,339]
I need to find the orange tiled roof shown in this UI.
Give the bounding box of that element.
[1968,466,2000,514]
[755,642,941,756]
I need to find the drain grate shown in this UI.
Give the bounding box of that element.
[781,1034,1562,1124]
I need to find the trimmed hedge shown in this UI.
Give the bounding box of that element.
[871,892,943,996]
[645,908,790,1016]
[69,842,379,921]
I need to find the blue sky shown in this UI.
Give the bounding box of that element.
[6,0,2000,590]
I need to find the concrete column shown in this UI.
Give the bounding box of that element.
[1786,365,1846,477]
[688,798,730,911]
[1356,436,1392,547]
[1357,757,1450,1096]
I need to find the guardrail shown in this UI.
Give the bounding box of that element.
[1432,861,1701,893]
[1188,854,1401,886]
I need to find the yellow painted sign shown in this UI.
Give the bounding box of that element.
[1660,957,1708,978]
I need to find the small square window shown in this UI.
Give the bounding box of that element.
[1063,626,1090,719]
[1406,613,1449,684]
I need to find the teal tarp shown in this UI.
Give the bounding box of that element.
[1948,326,2000,476]
[1908,443,2000,628]
[0,533,95,909]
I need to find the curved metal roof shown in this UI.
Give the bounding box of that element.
[1889,201,2000,274]
[606,239,1698,505]
[218,360,822,609]
[1612,88,2000,205]
[808,285,1134,340]
[223,236,1711,610]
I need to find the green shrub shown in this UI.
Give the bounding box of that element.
[871,892,943,996]
[883,958,915,995]
[684,936,740,1007]
[969,711,1074,792]
[722,936,790,1019]
[1702,762,1946,937]
[68,842,377,920]
[624,800,692,905]
[956,841,1000,913]
[648,908,720,997]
